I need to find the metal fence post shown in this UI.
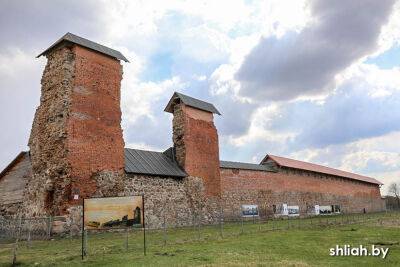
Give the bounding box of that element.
[240,215,244,234]
[197,208,201,241]
[197,217,201,241]
[163,208,167,246]
[12,216,22,266]
[84,229,88,256]
[219,206,223,238]
[27,219,31,249]
[271,217,274,231]
[47,216,53,239]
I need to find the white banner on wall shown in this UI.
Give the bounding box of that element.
[288,205,299,216]
[315,205,319,215]
[320,205,332,214]
[282,203,288,215]
[315,205,320,215]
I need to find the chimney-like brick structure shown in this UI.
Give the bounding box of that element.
[166,93,221,197]
[27,33,128,215]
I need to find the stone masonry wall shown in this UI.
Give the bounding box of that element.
[25,47,75,217]
[221,167,385,218]
[97,173,220,228]
[51,174,220,232]
[173,103,221,197]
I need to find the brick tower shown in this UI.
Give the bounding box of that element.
[27,33,128,216]
[165,92,222,197]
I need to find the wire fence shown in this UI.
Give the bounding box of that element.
[0,216,55,244]
[1,210,399,265]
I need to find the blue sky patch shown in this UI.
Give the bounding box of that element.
[365,45,400,69]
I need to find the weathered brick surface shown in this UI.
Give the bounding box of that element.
[25,45,125,216]
[67,46,125,204]
[221,167,384,217]
[173,104,221,197]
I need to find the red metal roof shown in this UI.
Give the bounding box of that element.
[263,154,383,185]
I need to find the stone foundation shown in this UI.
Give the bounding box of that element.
[31,174,220,233]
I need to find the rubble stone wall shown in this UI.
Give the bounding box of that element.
[43,174,220,233]
[123,174,218,228]
[25,47,75,216]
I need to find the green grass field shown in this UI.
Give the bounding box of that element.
[1,212,399,266]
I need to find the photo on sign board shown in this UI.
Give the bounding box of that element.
[241,205,259,217]
[319,205,332,215]
[84,196,143,229]
[288,205,299,216]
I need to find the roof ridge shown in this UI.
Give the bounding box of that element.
[37,32,129,62]
[220,159,260,165]
[164,92,221,115]
[266,154,382,185]
[124,147,163,153]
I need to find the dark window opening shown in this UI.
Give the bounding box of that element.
[44,189,55,212]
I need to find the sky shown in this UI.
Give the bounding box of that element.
[0,0,399,194]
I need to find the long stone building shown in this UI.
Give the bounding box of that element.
[0,33,384,228]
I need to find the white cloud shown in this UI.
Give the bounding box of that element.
[228,103,295,147]
[367,0,400,57]
[178,24,231,63]
[0,48,44,170]
[121,76,186,126]
[236,0,396,102]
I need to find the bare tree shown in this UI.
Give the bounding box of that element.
[388,182,400,208]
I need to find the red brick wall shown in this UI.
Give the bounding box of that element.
[221,167,381,198]
[173,104,221,197]
[67,46,125,201]
[220,167,384,215]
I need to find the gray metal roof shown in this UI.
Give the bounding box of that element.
[124,148,187,177]
[37,32,129,62]
[220,160,277,172]
[164,92,221,115]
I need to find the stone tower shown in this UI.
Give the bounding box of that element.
[26,33,128,216]
[165,92,222,197]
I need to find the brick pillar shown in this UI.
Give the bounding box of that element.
[27,36,126,215]
[172,103,221,197]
